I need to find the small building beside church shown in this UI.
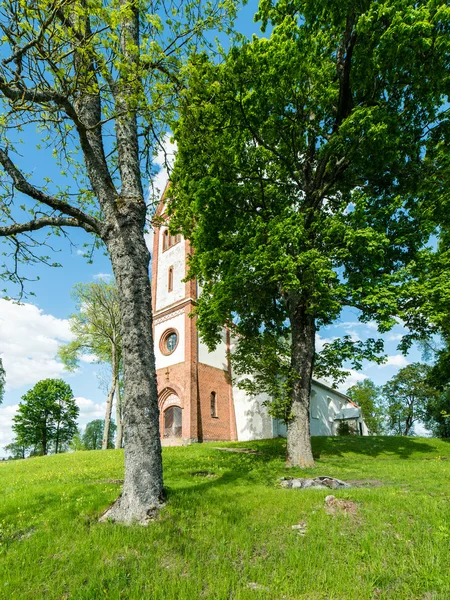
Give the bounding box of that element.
[151,197,369,444]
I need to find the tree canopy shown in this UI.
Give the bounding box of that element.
[170,0,450,466]
[83,419,117,450]
[12,379,79,455]
[381,363,436,436]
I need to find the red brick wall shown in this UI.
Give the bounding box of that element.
[156,361,237,442]
[197,363,236,441]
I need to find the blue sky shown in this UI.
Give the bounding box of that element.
[0,2,426,453]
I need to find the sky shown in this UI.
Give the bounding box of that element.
[0,2,428,455]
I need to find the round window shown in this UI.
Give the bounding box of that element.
[160,329,179,355]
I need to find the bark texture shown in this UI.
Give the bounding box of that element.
[286,299,316,468]
[100,211,164,524]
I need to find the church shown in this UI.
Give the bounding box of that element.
[151,196,368,444]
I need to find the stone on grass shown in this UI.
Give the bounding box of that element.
[280,476,351,490]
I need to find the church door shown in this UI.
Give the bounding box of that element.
[164,405,182,438]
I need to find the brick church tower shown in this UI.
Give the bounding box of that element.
[151,193,238,444]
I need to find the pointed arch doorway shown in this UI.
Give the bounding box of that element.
[159,389,183,443]
[164,405,182,439]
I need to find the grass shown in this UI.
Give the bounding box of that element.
[1,436,450,600]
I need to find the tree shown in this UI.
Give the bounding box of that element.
[346,380,385,435]
[59,282,123,450]
[4,438,28,459]
[12,379,79,455]
[424,388,450,438]
[70,429,86,452]
[0,1,237,522]
[170,1,449,466]
[381,364,436,436]
[83,419,117,450]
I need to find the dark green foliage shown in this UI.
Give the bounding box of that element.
[347,379,386,435]
[381,364,436,436]
[424,388,450,438]
[83,419,116,450]
[12,379,79,455]
[336,421,354,436]
[170,0,450,463]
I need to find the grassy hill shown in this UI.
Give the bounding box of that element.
[1,436,450,600]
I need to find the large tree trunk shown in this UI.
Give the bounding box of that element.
[100,215,164,524]
[286,300,316,468]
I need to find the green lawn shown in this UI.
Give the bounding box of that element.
[1,437,450,600]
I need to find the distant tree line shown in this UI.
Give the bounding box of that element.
[71,420,117,452]
[346,363,450,438]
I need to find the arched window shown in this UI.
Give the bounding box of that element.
[210,392,217,418]
[168,266,173,292]
[162,229,169,251]
[162,229,182,252]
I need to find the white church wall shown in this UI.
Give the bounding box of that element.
[310,383,339,436]
[232,381,275,441]
[154,313,185,369]
[198,328,228,371]
[272,383,338,437]
[233,379,367,440]
[155,232,186,312]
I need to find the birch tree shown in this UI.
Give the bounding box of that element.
[59,281,123,450]
[0,0,237,522]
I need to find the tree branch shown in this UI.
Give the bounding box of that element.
[0,149,101,234]
[0,216,97,237]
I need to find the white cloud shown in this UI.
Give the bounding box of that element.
[414,422,431,437]
[387,333,404,341]
[146,136,178,254]
[79,354,98,364]
[0,299,72,390]
[93,273,112,281]
[315,334,336,352]
[379,354,409,368]
[150,137,177,203]
[76,249,85,256]
[0,404,19,449]
[74,396,107,422]
[338,369,368,393]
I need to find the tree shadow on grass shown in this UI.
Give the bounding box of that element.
[195,435,447,463]
[311,435,442,459]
